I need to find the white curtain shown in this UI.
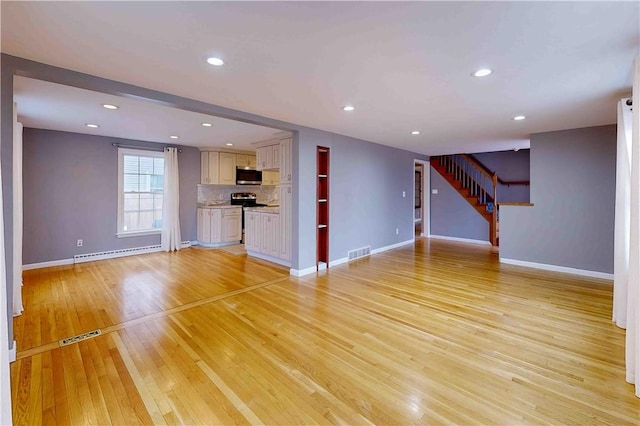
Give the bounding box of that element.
[12,103,23,316]
[614,100,632,327]
[161,147,181,251]
[614,57,640,398]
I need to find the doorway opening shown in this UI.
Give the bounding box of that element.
[413,159,430,238]
[415,163,423,236]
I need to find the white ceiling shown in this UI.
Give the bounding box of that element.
[13,76,283,151]
[2,2,638,155]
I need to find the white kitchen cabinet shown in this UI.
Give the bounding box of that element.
[262,170,280,186]
[236,154,257,169]
[272,144,280,169]
[197,208,221,244]
[256,145,271,170]
[279,184,292,261]
[201,152,219,184]
[202,151,257,185]
[245,211,260,252]
[261,213,280,258]
[279,138,292,184]
[244,209,287,264]
[236,154,248,168]
[197,207,242,246]
[256,144,279,171]
[219,152,237,185]
[221,208,242,242]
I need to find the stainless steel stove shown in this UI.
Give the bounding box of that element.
[230,192,266,208]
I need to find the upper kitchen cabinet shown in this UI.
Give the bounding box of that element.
[236,153,257,169]
[219,152,236,185]
[280,137,292,184]
[201,151,219,184]
[256,144,278,171]
[201,151,256,185]
[262,170,280,186]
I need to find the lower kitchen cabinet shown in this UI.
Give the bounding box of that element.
[197,207,242,247]
[245,209,289,266]
[245,211,260,252]
[261,213,280,258]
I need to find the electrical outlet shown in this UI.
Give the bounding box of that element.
[402,191,406,198]
[77,239,83,247]
[432,189,438,194]
[395,228,399,235]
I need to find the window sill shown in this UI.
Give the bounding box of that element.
[117,230,161,238]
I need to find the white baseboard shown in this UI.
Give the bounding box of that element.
[246,250,291,268]
[429,235,491,246]
[328,239,415,268]
[328,257,349,268]
[8,341,16,363]
[290,265,317,277]
[371,239,414,254]
[23,241,193,270]
[499,257,614,280]
[23,258,74,270]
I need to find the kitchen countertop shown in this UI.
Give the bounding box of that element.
[197,202,241,209]
[244,206,280,214]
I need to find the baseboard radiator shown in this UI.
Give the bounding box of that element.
[73,241,192,264]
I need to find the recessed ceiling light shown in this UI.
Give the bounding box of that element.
[226,143,234,146]
[342,105,355,111]
[513,115,526,121]
[85,124,99,128]
[411,131,421,135]
[473,68,493,77]
[170,135,179,139]
[206,57,224,66]
[102,104,119,110]
[201,122,213,127]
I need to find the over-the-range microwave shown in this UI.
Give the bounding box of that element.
[236,167,262,185]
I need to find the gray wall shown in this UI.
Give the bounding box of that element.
[474,150,530,202]
[22,128,200,264]
[430,167,489,241]
[330,134,423,260]
[500,125,616,274]
[294,129,427,267]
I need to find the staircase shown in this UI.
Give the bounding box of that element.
[431,154,499,246]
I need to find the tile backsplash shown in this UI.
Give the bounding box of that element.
[198,185,279,204]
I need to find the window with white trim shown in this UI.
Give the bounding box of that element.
[117,148,165,237]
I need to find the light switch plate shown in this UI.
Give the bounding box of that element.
[432,189,438,194]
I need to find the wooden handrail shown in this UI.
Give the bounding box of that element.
[461,154,493,180]
[466,154,530,186]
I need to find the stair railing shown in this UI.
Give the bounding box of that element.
[435,154,499,246]
[437,155,496,205]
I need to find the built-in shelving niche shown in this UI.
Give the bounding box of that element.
[317,146,330,269]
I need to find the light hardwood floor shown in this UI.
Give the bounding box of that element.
[11,239,639,425]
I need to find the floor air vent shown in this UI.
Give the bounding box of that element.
[348,246,371,261]
[60,329,102,347]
